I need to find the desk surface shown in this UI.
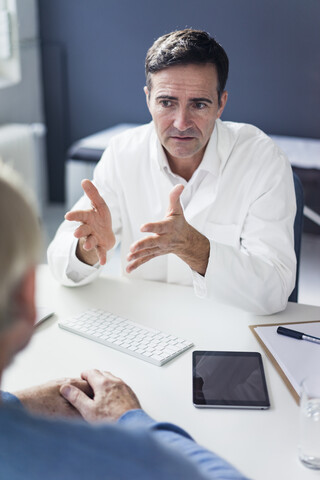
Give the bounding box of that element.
[3,265,320,480]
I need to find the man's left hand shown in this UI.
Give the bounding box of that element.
[14,378,93,418]
[126,184,210,276]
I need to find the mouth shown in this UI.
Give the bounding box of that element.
[171,136,195,142]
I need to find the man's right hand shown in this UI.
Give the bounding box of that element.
[60,369,141,422]
[65,179,116,266]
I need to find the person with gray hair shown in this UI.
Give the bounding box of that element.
[0,163,40,333]
[48,28,296,315]
[0,161,249,479]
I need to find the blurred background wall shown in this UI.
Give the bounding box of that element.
[1,0,320,202]
[0,0,43,124]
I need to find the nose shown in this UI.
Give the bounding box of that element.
[172,107,193,132]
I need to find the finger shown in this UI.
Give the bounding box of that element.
[101,371,122,383]
[167,184,184,216]
[83,234,98,251]
[127,245,160,262]
[96,245,107,265]
[140,220,169,235]
[81,370,123,392]
[64,378,94,398]
[81,179,106,211]
[65,210,90,223]
[60,384,93,416]
[81,369,107,389]
[130,234,161,253]
[74,224,93,239]
[126,253,158,273]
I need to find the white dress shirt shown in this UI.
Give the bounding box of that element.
[48,120,296,314]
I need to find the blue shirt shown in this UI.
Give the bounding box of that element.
[0,392,249,480]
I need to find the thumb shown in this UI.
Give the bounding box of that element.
[60,384,92,418]
[81,179,106,211]
[167,184,184,216]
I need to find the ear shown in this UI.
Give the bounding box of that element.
[144,86,151,110]
[217,90,228,118]
[14,267,36,327]
[0,267,36,370]
[0,313,34,368]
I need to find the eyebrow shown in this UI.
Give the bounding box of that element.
[156,95,178,101]
[190,97,213,104]
[156,95,213,104]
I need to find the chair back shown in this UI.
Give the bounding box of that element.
[288,172,304,302]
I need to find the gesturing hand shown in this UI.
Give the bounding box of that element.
[126,184,210,276]
[60,370,141,422]
[65,179,115,266]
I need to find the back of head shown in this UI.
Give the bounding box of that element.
[0,161,41,331]
[145,28,229,104]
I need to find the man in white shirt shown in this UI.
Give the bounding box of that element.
[48,29,296,314]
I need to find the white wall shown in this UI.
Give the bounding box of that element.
[0,0,44,124]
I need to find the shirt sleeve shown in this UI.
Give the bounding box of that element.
[47,145,122,287]
[65,237,101,284]
[118,409,250,480]
[192,269,207,298]
[193,149,296,315]
[47,217,103,287]
[0,391,22,406]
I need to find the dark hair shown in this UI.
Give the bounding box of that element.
[145,29,229,105]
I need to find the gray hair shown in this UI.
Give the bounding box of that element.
[0,160,41,331]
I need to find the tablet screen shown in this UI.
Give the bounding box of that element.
[193,351,270,409]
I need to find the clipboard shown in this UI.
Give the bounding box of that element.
[249,320,320,404]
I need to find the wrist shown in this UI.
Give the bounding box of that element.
[14,389,34,407]
[76,238,99,266]
[180,228,210,276]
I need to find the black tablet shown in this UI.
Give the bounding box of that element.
[193,351,270,409]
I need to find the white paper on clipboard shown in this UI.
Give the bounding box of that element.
[250,321,320,403]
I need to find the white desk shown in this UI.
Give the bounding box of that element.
[3,265,320,480]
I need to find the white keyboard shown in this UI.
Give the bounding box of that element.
[59,309,193,366]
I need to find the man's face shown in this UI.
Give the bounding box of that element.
[145,63,227,169]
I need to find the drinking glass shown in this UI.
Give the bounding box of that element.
[299,375,320,469]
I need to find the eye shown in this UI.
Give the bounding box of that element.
[160,100,173,108]
[194,102,207,110]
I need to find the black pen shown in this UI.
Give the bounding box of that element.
[277,326,320,345]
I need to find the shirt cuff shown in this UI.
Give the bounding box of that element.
[192,239,216,298]
[117,409,156,427]
[117,409,193,440]
[192,270,207,297]
[66,237,101,283]
[0,391,23,406]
